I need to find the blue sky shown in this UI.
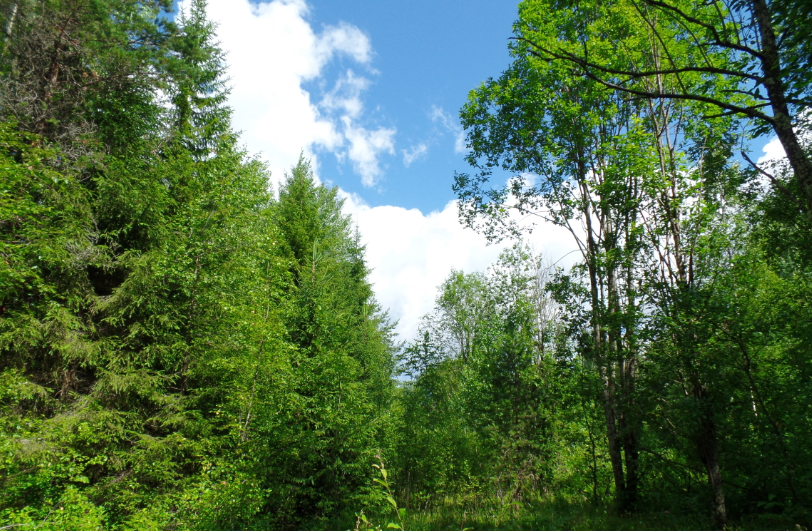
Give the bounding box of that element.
[301,0,517,212]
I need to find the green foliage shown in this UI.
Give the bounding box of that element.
[0,2,396,529]
[446,0,812,527]
[352,454,409,531]
[393,247,573,506]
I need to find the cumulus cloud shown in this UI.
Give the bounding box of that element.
[315,22,373,64]
[402,143,428,167]
[204,0,393,187]
[342,194,577,340]
[320,70,369,119]
[757,136,786,165]
[316,70,396,185]
[430,105,467,154]
[342,117,396,186]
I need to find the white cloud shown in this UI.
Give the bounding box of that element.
[315,22,373,64]
[342,194,577,340]
[454,132,466,154]
[755,113,811,166]
[402,143,428,167]
[205,0,393,187]
[320,70,369,119]
[342,117,396,186]
[316,70,396,185]
[757,136,785,165]
[429,105,452,128]
[430,105,467,154]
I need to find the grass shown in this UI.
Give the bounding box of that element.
[338,461,809,531]
[347,497,809,531]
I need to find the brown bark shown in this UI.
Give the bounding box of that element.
[608,265,639,511]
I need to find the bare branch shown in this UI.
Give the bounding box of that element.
[741,151,806,211]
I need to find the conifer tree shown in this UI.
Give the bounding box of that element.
[256,157,396,526]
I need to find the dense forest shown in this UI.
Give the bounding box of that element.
[0,0,810,530]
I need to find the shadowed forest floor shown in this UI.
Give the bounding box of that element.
[336,499,809,531]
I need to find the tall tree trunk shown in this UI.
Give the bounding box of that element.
[607,239,640,512]
[751,0,812,215]
[620,359,639,510]
[694,383,727,529]
[599,369,628,506]
[578,148,635,511]
[587,223,628,507]
[620,237,641,510]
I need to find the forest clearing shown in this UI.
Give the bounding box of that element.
[1,0,811,530]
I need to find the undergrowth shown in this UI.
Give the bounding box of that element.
[345,498,807,531]
[341,461,807,531]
